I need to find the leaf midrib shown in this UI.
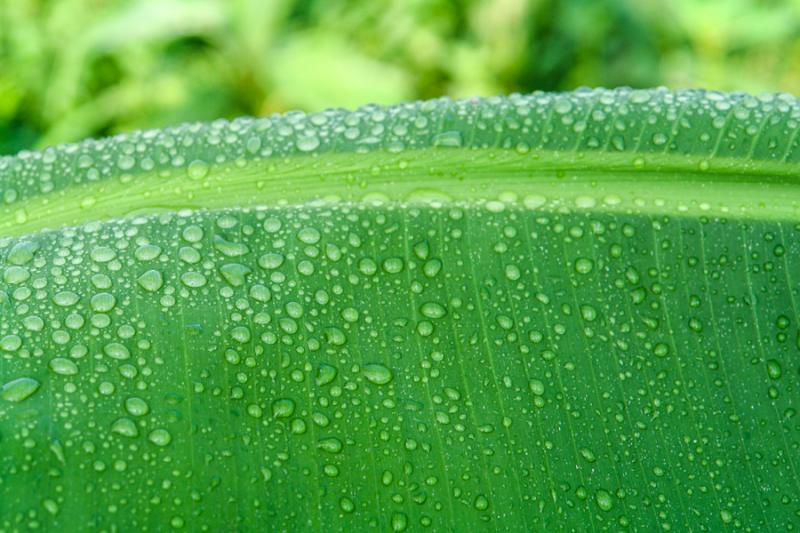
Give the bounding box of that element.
[2,147,800,238]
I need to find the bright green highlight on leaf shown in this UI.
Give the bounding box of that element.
[1,88,799,531]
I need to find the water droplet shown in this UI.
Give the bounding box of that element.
[391,511,409,531]
[595,489,613,511]
[296,135,321,152]
[423,259,442,278]
[134,244,162,261]
[90,246,116,263]
[111,417,139,438]
[358,258,377,276]
[653,343,669,358]
[580,305,597,321]
[766,359,782,380]
[230,326,252,344]
[474,494,490,511]
[339,497,355,513]
[579,448,597,463]
[90,292,116,312]
[213,235,249,257]
[249,284,271,302]
[53,291,79,307]
[297,227,321,244]
[528,379,545,396]
[125,396,150,416]
[574,258,594,274]
[137,270,164,292]
[382,257,404,274]
[245,136,262,154]
[182,225,204,243]
[187,159,210,180]
[505,264,521,280]
[43,499,59,515]
[3,266,30,284]
[258,253,285,270]
[554,98,573,114]
[104,342,130,360]
[0,334,22,352]
[180,271,207,288]
[433,131,463,148]
[1,377,41,402]
[49,357,78,376]
[316,364,338,386]
[272,398,296,418]
[7,241,39,265]
[523,194,547,209]
[363,363,393,385]
[220,263,251,287]
[148,428,172,446]
[420,302,447,319]
[318,437,343,454]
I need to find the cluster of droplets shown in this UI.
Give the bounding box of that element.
[8,83,800,533]
[4,88,800,234]
[2,194,800,528]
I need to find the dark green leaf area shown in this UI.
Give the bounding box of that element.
[1,204,799,531]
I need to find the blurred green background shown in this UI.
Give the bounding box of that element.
[2,0,799,154]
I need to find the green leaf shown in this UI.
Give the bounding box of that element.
[1,88,799,531]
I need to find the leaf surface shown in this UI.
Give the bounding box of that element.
[1,88,799,532]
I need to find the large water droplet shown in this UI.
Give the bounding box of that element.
[187,160,210,180]
[49,358,78,376]
[137,270,164,292]
[363,363,393,385]
[111,417,139,438]
[125,396,150,416]
[1,377,41,402]
[595,489,613,511]
[148,428,172,447]
[272,398,296,418]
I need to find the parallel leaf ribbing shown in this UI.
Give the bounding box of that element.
[1,90,799,532]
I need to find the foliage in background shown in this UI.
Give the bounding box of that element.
[2,0,800,154]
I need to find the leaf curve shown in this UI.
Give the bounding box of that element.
[1,88,799,532]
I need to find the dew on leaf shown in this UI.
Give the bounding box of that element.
[362,363,393,385]
[1,377,41,402]
[148,428,173,447]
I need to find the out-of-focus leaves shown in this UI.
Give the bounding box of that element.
[270,33,413,110]
[1,0,800,153]
[87,0,226,52]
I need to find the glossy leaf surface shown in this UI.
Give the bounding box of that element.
[1,89,799,532]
